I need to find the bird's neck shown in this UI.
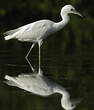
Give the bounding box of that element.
[54,15,70,31]
[53,85,70,99]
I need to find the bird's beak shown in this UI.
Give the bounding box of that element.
[73,10,83,17]
[71,98,82,105]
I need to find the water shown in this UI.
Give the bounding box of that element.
[0,36,94,110]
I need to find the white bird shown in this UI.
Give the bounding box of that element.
[4,69,80,110]
[4,5,82,73]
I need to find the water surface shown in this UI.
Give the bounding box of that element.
[0,35,94,110]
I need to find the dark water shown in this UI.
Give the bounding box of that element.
[0,36,94,110]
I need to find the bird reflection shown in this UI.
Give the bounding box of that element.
[4,68,80,110]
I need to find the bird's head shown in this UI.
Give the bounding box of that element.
[61,93,81,110]
[61,95,76,110]
[60,5,83,18]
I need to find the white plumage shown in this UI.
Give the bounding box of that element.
[4,20,55,41]
[4,5,82,42]
[4,5,82,72]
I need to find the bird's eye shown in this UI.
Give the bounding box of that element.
[71,8,74,11]
[71,104,74,107]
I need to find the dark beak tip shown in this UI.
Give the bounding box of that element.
[81,14,87,20]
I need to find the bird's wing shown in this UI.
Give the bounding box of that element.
[4,27,21,36]
[4,23,32,37]
[4,23,34,40]
[4,75,22,87]
[4,80,20,87]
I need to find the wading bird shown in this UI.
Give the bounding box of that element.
[4,69,80,110]
[4,5,82,73]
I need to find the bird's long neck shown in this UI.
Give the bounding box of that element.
[54,14,70,31]
[53,84,70,99]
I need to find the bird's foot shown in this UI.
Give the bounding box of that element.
[38,68,43,76]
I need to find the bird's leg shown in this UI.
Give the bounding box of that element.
[38,40,43,75]
[25,43,36,72]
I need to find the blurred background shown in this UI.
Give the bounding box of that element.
[0,0,94,110]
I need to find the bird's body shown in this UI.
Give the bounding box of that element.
[4,5,82,72]
[4,5,82,109]
[5,73,58,96]
[4,70,80,110]
[4,19,69,72]
[4,19,68,42]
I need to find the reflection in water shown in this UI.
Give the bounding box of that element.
[4,69,80,110]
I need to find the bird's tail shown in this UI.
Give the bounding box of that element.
[4,35,14,40]
[4,27,21,40]
[4,75,19,87]
[5,75,14,81]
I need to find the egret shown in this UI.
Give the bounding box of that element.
[4,5,82,73]
[4,69,80,110]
